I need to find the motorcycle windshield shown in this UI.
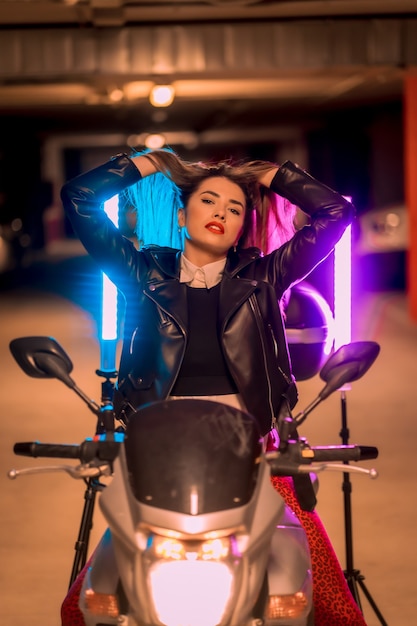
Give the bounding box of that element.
[124,398,262,515]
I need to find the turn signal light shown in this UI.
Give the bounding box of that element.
[84,589,119,618]
[266,591,308,620]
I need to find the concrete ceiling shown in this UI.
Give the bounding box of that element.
[1,0,416,145]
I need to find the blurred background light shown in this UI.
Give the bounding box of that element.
[149,85,175,108]
[144,133,166,149]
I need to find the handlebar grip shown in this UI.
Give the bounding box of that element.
[311,445,378,462]
[13,439,122,462]
[356,445,379,460]
[13,442,81,459]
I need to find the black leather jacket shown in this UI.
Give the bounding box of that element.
[61,154,354,435]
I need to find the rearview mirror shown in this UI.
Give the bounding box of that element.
[319,341,380,400]
[9,336,74,387]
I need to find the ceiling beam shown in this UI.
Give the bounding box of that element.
[0,0,416,27]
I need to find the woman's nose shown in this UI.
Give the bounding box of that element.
[213,210,226,221]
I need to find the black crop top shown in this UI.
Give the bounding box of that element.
[170,284,238,396]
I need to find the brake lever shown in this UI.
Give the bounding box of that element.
[8,462,112,480]
[305,463,379,478]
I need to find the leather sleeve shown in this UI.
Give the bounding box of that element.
[60,154,143,285]
[266,160,355,294]
[271,160,355,218]
[61,153,141,211]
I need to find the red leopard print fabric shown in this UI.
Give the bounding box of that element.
[61,477,367,626]
[61,560,90,626]
[272,476,367,626]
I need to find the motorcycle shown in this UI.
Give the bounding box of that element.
[8,336,380,626]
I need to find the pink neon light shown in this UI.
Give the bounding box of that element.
[334,223,352,350]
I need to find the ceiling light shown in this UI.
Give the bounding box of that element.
[145,134,167,149]
[149,85,175,108]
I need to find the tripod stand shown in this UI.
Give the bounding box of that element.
[339,389,388,626]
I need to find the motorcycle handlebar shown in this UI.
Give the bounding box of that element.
[310,445,378,462]
[13,440,121,463]
[14,440,378,476]
[269,443,378,476]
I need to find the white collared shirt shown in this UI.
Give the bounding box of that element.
[179,254,226,289]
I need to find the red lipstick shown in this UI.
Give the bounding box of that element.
[205,221,224,234]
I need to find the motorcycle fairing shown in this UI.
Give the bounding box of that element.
[80,399,312,626]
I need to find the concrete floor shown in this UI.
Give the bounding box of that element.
[1,269,416,626]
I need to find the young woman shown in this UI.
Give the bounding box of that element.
[60,149,366,626]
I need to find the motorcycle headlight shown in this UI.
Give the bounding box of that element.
[144,534,241,626]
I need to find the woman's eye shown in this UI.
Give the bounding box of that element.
[202,197,213,204]
[229,207,241,216]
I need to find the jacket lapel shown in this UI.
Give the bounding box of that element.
[218,276,258,329]
[141,248,188,331]
[144,280,188,333]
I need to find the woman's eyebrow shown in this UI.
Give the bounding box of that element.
[199,189,244,209]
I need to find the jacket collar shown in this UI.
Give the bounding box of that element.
[225,246,262,277]
[142,246,182,279]
[143,245,262,280]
